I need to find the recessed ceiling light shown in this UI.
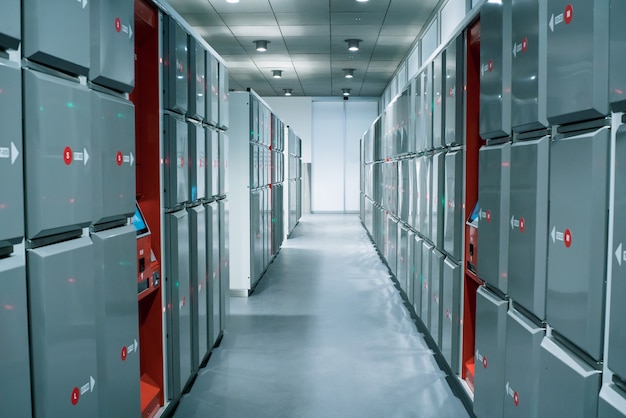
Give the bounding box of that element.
[342,88,351,96]
[254,40,269,52]
[356,0,368,2]
[226,0,239,3]
[272,70,283,79]
[345,39,361,52]
[284,89,292,96]
[343,68,355,79]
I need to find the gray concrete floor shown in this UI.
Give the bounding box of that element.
[172,214,471,418]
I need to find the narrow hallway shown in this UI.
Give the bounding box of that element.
[172,214,471,418]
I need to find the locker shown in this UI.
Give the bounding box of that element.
[165,210,192,397]
[508,137,549,319]
[422,66,433,150]
[91,91,135,226]
[397,224,409,293]
[0,0,19,50]
[441,259,461,373]
[0,62,23,247]
[419,156,432,239]
[210,128,219,198]
[480,0,512,139]
[538,336,601,418]
[387,216,398,276]
[599,384,626,417]
[27,237,98,418]
[407,230,415,304]
[89,0,134,93]
[433,53,444,149]
[207,202,221,347]
[430,249,445,348]
[24,70,92,240]
[474,286,507,418]
[421,242,434,331]
[206,53,219,126]
[511,0,548,131]
[163,114,189,209]
[188,122,206,202]
[478,142,511,292]
[609,124,626,380]
[23,0,90,75]
[411,157,420,230]
[443,150,463,261]
[92,226,140,418]
[444,36,464,147]
[547,127,609,361]
[503,308,543,417]
[219,199,230,331]
[188,38,206,121]
[164,16,188,115]
[399,159,410,223]
[610,0,626,112]
[218,63,229,130]
[0,255,32,418]
[189,206,208,368]
[408,158,417,230]
[431,151,445,248]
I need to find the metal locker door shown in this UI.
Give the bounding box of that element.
[480,0,512,139]
[0,62,23,248]
[413,157,421,230]
[219,199,230,332]
[474,286,507,418]
[478,142,511,293]
[219,132,229,196]
[511,0,548,131]
[206,53,219,126]
[397,224,408,293]
[210,128,219,198]
[0,255,32,418]
[250,191,260,286]
[208,202,221,347]
[165,210,192,397]
[91,91,135,226]
[92,226,140,418]
[204,203,215,351]
[399,160,410,223]
[189,205,208,368]
[503,308,544,417]
[546,0,609,124]
[407,231,415,304]
[444,36,464,147]
[163,16,188,115]
[610,0,626,112]
[508,137,549,319]
[408,158,416,229]
[420,156,432,239]
[188,39,206,121]
[433,54,444,149]
[443,150,463,261]
[547,127,609,361]
[431,151,445,248]
[412,236,423,317]
[23,69,92,240]
[23,0,90,75]
[89,0,134,93]
[599,384,626,417]
[387,216,398,276]
[441,259,461,373]
[0,0,19,50]
[422,66,433,150]
[421,242,434,331]
[430,249,445,348]
[27,237,98,418]
[413,75,425,153]
[218,64,229,130]
[163,114,189,209]
[538,336,601,418]
[188,122,206,202]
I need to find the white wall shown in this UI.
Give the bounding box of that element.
[263,96,312,163]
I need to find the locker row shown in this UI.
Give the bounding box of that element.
[250,144,283,190]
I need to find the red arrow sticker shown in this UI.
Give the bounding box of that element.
[519,217,525,233]
[514,391,519,407]
[116,151,123,166]
[486,210,492,223]
[522,37,528,52]
[115,17,122,33]
[488,59,494,72]
[121,346,128,361]
[564,4,573,24]
[483,356,488,369]
[182,296,186,307]
[64,146,73,165]
[71,387,80,406]
[564,228,572,248]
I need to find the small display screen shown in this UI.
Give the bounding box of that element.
[132,204,150,237]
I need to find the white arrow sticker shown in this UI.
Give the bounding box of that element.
[84,148,89,165]
[617,243,623,267]
[90,376,95,392]
[83,0,88,9]
[551,226,556,243]
[511,215,517,230]
[134,339,138,352]
[513,42,521,58]
[549,13,555,32]
[130,152,135,166]
[11,142,19,165]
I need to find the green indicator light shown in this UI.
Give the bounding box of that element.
[39,106,44,112]
[175,281,179,287]
[66,102,74,108]
[117,112,125,118]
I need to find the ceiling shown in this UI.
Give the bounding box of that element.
[167,0,441,97]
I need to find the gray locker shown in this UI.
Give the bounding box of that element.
[547,127,609,361]
[24,70,92,240]
[206,53,219,126]
[609,124,626,380]
[441,259,461,373]
[480,0,512,139]
[219,199,230,332]
[478,142,511,292]
[431,151,445,248]
[399,159,410,223]
[419,156,432,238]
[408,158,417,229]
[599,384,626,417]
[421,242,434,331]
[0,62,23,247]
[219,132,229,196]
[422,66,433,150]
[218,64,229,130]
[23,0,90,75]
[387,216,398,276]
[209,128,219,198]
[610,1,626,112]
[89,0,134,93]
[188,122,206,202]
[407,230,415,304]
[188,38,206,121]
[92,226,140,418]
[538,336,601,418]
[508,137,549,319]
[163,114,189,209]
[165,210,192,397]
[474,286,507,418]
[0,255,32,418]
[503,308,543,417]
[250,190,261,285]
[412,76,424,153]
[511,0,548,131]
[91,91,135,226]
[397,224,409,293]
[164,17,188,115]
[189,206,208,368]
[430,249,445,348]
[27,237,97,418]
[444,36,464,147]
[207,202,221,347]
[0,0,19,50]
[443,150,463,261]
[546,0,609,124]
[433,54,444,149]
